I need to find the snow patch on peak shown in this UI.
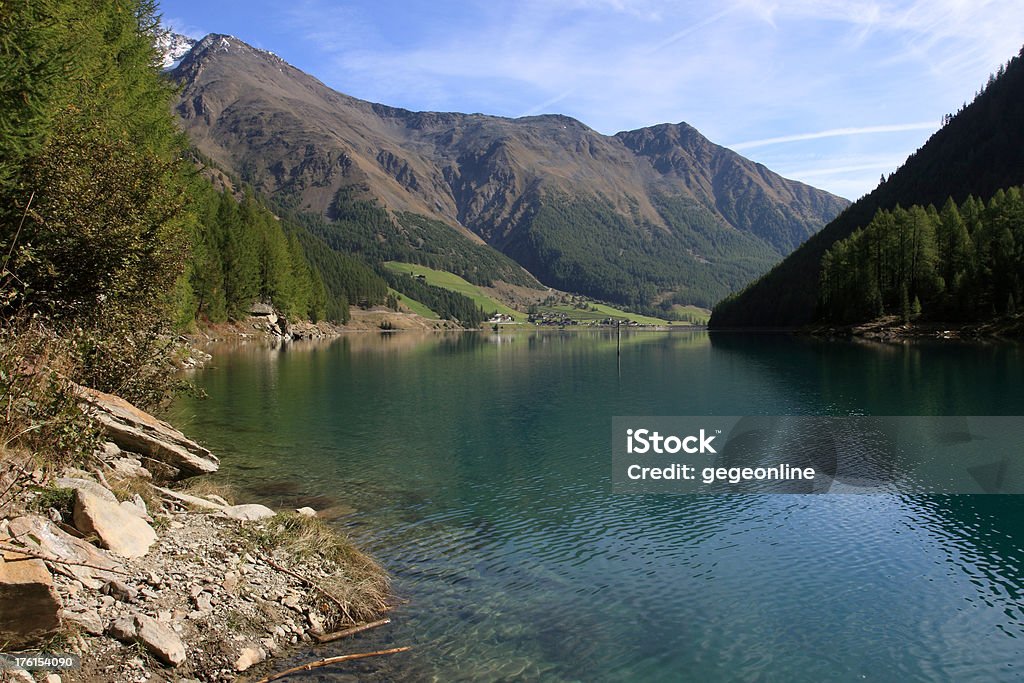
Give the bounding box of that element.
[154,30,196,70]
[190,33,284,65]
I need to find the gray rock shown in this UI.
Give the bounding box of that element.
[135,614,186,667]
[195,591,213,612]
[76,386,219,478]
[109,613,186,667]
[250,302,275,316]
[307,611,324,635]
[73,489,157,558]
[110,456,152,480]
[151,485,224,511]
[119,499,152,523]
[295,506,317,517]
[55,477,118,504]
[107,614,138,641]
[221,571,239,592]
[102,579,139,603]
[6,515,122,589]
[0,547,62,647]
[222,504,276,521]
[64,609,104,635]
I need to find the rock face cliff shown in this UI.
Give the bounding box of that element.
[171,34,849,307]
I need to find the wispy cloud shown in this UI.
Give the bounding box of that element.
[162,16,206,40]
[263,0,1024,198]
[730,121,940,150]
[786,159,909,179]
[644,7,736,53]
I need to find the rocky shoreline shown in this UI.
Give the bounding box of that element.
[806,314,1024,342]
[0,385,392,682]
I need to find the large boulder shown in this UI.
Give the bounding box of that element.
[73,489,157,558]
[55,477,118,504]
[77,386,219,478]
[7,515,123,589]
[0,547,62,648]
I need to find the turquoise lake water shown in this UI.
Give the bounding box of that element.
[169,330,1024,681]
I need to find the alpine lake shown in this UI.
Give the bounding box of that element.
[168,329,1024,682]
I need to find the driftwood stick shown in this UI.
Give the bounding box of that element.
[259,553,352,621]
[92,467,113,491]
[0,541,127,575]
[315,618,391,644]
[253,646,412,683]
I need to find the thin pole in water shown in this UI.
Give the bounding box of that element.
[616,319,621,373]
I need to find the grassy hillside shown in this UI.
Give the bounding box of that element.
[385,262,685,326]
[388,287,439,319]
[384,262,524,320]
[536,302,672,326]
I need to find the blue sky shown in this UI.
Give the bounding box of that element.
[161,0,1024,200]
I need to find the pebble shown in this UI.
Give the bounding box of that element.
[307,611,324,634]
[102,579,139,603]
[196,592,213,612]
[222,572,239,592]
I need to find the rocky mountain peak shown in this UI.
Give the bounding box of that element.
[153,30,196,70]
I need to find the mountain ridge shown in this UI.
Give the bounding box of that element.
[170,33,849,309]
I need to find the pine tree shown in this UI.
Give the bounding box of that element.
[220,193,259,317]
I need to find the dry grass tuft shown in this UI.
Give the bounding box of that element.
[107,474,162,512]
[178,477,239,505]
[247,512,390,627]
